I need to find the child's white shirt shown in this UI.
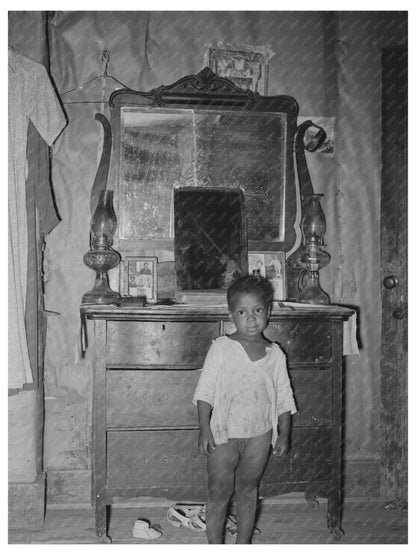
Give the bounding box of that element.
[193,336,297,447]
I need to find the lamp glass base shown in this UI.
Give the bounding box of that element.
[82,273,121,305]
[297,270,330,305]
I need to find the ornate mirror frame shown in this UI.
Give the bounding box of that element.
[108,67,299,286]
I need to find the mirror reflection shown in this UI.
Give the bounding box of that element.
[119,108,287,244]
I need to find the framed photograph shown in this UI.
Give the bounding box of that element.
[208,47,271,95]
[120,256,158,303]
[248,251,286,301]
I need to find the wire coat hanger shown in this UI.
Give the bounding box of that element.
[60,49,130,97]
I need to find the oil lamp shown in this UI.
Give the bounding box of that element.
[296,193,331,304]
[286,120,330,303]
[82,189,121,304]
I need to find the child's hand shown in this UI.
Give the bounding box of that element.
[273,436,289,457]
[198,428,216,456]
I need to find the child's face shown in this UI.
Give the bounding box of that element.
[229,292,269,339]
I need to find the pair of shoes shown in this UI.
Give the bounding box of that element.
[132,519,162,539]
[167,503,206,532]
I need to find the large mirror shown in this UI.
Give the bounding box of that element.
[109,68,299,290]
[119,107,286,244]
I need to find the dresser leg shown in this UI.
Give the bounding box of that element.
[328,525,344,541]
[326,493,344,540]
[95,501,112,543]
[92,318,111,543]
[97,534,112,544]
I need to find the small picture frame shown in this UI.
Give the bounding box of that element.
[208,47,270,95]
[248,251,286,301]
[120,256,158,303]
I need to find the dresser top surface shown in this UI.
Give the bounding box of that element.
[80,302,355,321]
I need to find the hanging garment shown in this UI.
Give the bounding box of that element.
[8,47,67,389]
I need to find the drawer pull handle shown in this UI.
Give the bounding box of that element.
[162,324,166,331]
[383,275,398,289]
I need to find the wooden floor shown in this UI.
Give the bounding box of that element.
[8,495,408,544]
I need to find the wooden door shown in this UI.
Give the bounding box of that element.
[380,45,407,505]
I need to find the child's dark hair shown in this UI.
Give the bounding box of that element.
[227,275,274,310]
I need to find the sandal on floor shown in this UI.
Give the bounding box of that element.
[175,503,205,520]
[167,504,206,532]
[132,519,163,539]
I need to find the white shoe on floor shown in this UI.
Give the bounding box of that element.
[132,519,162,539]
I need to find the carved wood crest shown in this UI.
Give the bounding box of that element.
[110,67,298,114]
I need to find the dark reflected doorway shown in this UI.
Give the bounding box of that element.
[174,187,248,290]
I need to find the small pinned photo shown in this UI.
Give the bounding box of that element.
[248,251,286,301]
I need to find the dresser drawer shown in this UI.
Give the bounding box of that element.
[222,319,333,363]
[106,370,199,427]
[290,370,332,427]
[262,449,290,483]
[107,430,206,489]
[290,428,333,481]
[265,320,332,363]
[107,321,219,367]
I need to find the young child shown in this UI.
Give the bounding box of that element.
[193,275,297,544]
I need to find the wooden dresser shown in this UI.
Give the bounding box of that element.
[80,303,354,542]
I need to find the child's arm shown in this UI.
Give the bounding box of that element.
[193,340,220,455]
[273,410,290,456]
[197,400,216,455]
[273,348,297,456]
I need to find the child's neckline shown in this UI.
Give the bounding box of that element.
[225,335,272,363]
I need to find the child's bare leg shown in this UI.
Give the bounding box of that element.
[206,441,239,543]
[234,430,272,544]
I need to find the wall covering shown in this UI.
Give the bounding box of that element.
[8,11,407,505]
